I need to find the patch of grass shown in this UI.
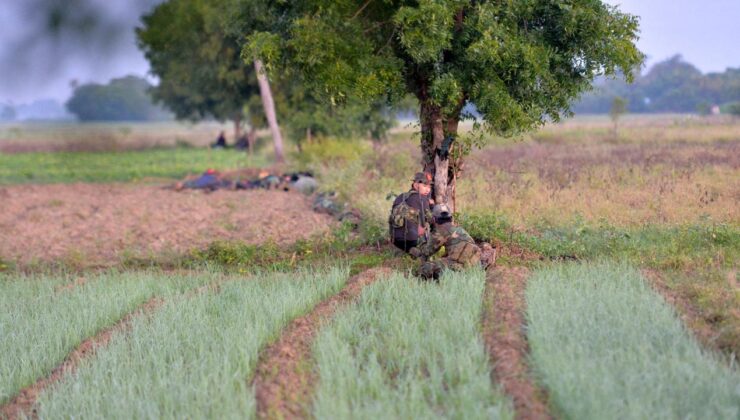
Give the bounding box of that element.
[0,270,208,405]
[187,222,391,272]
[660,267,740,354]
[0,256,12,272]
[34,267,349,419]
[459,213,739,270]
[0,148,268,184]
[526,262,740,419]
[312,269,513,419]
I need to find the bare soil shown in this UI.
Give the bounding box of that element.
[641,269,728,353]
[0,184,335,266]
[0,297,163,420]
[252,267,391,420]
[482,267,551,420]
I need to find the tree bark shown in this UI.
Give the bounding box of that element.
[419,94,464,212]
[247,126,257,155]
[254,59,285,163]
[233,114,242,144]
[419,99,449,207]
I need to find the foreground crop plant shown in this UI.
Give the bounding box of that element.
[241,0,643,210]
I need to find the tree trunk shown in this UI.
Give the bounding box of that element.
[233,114,242,144]
[446,117,460,214]
[247,126,257,155]
[419,99,449,207]
[419,96,464,212]
[254,59,285,163]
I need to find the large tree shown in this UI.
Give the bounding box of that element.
[245,0,643,209]
[137,0,255,141]
[137,0,286,161]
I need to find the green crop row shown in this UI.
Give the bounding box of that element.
[33,267,348,419]
[0,148,267,184]
[0,271,209,405]
[526,262,740,419]
[312,269,513,419]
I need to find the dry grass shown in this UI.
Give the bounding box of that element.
[0,121,244,153]
[387,115,740,229]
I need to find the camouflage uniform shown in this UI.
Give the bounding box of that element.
[389,172,433,253]
[415,222,481,279]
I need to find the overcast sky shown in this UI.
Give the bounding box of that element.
[1,0,738,104]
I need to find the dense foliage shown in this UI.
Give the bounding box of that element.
[137,0,259,130]
[65,76,171,121]
[574,56,740,114]
[243,0,643,206]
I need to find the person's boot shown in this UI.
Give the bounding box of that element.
[480,242,497,270]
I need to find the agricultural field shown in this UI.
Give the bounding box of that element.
[0,114,738,419]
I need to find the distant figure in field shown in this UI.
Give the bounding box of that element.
[234,134,249,150]
[211,131,227,149]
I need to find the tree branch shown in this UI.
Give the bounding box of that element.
[351,0,373,19]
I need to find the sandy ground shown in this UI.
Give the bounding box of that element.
[0,184,335,266]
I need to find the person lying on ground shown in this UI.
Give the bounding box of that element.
[410,204,495,280]
[389,172,434,253]
[175,169,233,191]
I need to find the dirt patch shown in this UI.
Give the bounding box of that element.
[0,184,335,267]
[252,267,391,419]
[0,297,163,420]
[482,267,551,420]
[641,269,726,352]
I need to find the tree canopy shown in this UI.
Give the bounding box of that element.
[137,0,259,129]
[65,76,171,121]
[244,0,643,206]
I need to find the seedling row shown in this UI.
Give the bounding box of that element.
[2,262,737,419]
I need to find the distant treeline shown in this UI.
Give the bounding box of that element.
[574,55,739,114]
[65,76,173,122]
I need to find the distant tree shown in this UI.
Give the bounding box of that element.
[696,101,711,116]
[244,1,643,209]
[0,105,16,121]
[723,102,740,117]
[65,76,171,121]
[610,96,627,138]
[573,56,740,114]
[136,0,261,151]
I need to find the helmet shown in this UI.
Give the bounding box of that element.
[412,172,433,185]
[432,204,451,220]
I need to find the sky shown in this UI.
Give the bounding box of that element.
[0,0,739,104]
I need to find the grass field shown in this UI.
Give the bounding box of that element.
[312,269,513,419]
[0,121,232,152]
[526,262,739,419]
[1,114,738,418]
[0,148,268,184]
[0,270,209,405]
[33,267,348,419]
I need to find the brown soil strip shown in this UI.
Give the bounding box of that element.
[641,269,724,351]
[482,267,551,420]
[252,267,391,420]
[0,297,164,420]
